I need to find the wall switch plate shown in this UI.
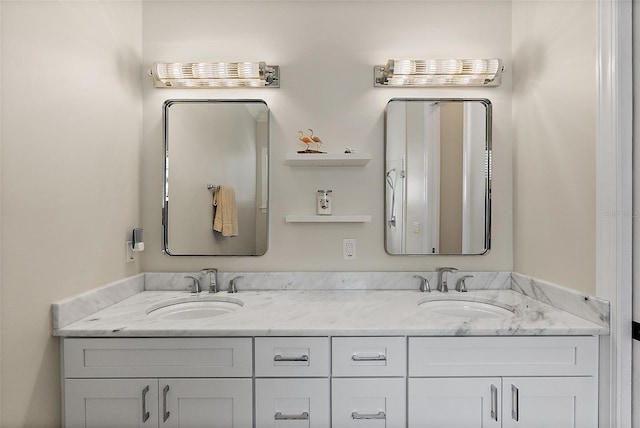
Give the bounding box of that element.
[126,241,135,263]
[343,238,356,260]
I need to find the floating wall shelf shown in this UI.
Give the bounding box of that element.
[285,215,372,223]
[285,153,371,167]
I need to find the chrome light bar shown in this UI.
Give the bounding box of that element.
[374,58,503,87]
[152,61,280,88]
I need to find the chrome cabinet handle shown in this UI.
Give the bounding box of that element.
[274,354,309,362]
[490,384,498,422]
[162,384,170,422]
[274,411,309,420]
[141,385,150,423]
[352,411,386,420]
[351,353,387,362]
[511,384,519,421]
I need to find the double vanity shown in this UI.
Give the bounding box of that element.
[53,271,608,428]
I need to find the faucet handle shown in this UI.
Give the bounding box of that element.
[184,275,200,294]
[456,275,473,292]
[228,276,243,294]
[414,275,431,292]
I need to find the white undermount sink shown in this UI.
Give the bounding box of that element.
[146,295,243,320]
[417,297,515,319]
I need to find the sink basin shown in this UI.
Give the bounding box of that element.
[146,296,243,320]
[418,298,514,319]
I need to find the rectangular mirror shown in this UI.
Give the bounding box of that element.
[385,98,491,255]
[163,99,269,256]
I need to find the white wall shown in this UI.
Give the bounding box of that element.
[511,0,597,294]
[0,1,142,425]
[141,0,514,273]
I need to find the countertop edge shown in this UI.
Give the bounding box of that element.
[53,327,609,338]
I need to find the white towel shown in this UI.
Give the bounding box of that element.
[213,186,239,237]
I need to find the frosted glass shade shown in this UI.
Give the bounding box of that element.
[152,62,279,88]
[375,59,503,87]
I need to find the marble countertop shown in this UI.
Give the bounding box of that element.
[53,288,608,337]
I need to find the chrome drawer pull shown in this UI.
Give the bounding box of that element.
[490,384,498,422]
[162,384,170,422]
[274,354,309,362]
[274,411,309,420]
[141,385,150,423]
[511,384,519,421]
[352,411,386,420]
[351,353,387,362]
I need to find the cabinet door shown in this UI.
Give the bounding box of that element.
[159,379,252,428]
[408,377,501,428]
[255,378,330,428]
[65,378,159,428]
[332,378,405,428]
[502,377,596,428]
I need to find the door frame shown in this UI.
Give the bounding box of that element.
[596,0,633,427]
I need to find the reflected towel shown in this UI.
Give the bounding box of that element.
[213,186,239,237]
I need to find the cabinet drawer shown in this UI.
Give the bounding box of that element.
[63,338,252,378]
[409,336,598,377]
[332,337,406,377]
[255,378,330,427]
[332,378,406,428]
[255,337,329,377]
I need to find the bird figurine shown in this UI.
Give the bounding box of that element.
[298,130,314,152]
[308,128,324,152]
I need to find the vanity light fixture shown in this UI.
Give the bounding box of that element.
[151,61,280,88]
[374,58,503,87]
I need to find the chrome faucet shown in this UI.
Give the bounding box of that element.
[201,268,218,293]
[184,275,200,294]
[228,276,243,293]
[437,267,458,293]
[456,275,473,292]
[414,275,431,292]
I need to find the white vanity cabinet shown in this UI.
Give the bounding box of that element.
[407,336,599,428]
[61,335,600,428]
[62,338,253,428]
[254,337,331,427]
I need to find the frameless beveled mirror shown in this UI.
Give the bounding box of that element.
[385,98,491,255]
[163,99,269,256]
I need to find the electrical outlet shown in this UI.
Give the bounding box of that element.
[126,241,135,263]
[343,238,356,260]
